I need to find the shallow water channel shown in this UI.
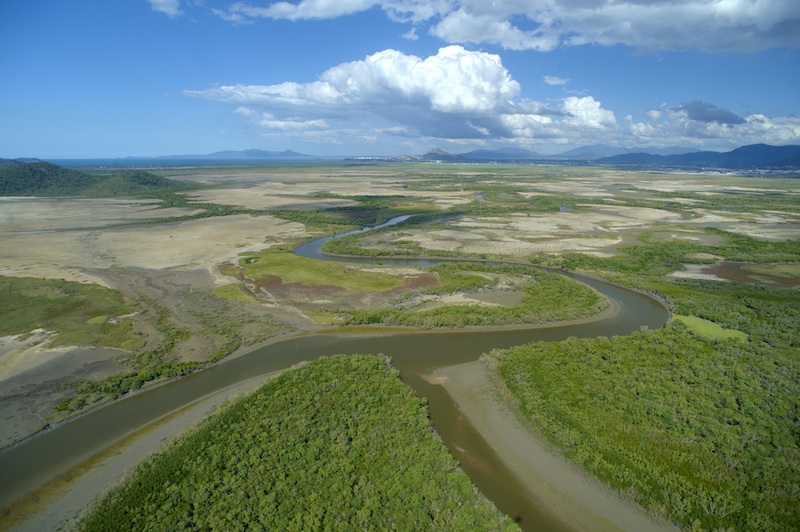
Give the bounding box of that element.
[0,217,669,530]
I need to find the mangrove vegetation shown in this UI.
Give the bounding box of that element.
[80,355,517,531]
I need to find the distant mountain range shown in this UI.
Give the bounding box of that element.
[554,145,694,160]
[595,144,800,168]
[155,149,313,160]
[416,143,800,169]
[417,144,698,162]
[4,143,799,172]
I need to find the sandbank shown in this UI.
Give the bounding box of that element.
[438,360,678,532]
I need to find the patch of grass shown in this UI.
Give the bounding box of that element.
[0,276,143,350]
[217,263,241,277]
[746,262,800,279]
[213,284,262,304]
[342,263,608,327]
[241,248,405,292]
[673,315,748,342]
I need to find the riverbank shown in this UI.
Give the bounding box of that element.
[437,360,679,532]
[0,371,282,531]
[0,227,668,529]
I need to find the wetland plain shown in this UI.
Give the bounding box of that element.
[1,163,798,530]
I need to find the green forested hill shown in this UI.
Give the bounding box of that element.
[81,170,189,196]
[0,162,190,197]
[0,162,102,195]
[80,355,516,531]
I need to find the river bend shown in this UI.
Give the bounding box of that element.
[0,216,669,530]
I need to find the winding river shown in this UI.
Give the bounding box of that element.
[0,216,669,530]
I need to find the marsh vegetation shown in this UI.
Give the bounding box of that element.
[3,163,799,530]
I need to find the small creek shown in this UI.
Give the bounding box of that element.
[0,216,669,530]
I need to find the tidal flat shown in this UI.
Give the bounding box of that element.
[1,163,798,531]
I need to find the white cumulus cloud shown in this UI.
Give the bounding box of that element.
[431,8,559,51]
[185,46,533,139]
[562,96,616,129]
[186,46,798,152]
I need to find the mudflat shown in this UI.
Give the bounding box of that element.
[438,360,678,532]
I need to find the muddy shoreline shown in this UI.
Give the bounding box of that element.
[438,361,678,532]
[0,281,664,531]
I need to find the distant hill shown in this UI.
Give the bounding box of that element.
[0,162,191,197]
[420,145,696,162]
[551,145,697,160]
[0,157,43,169]
[0,162,103,196]
[420,148,465,162]
[552,145,629,160]
[82,170,190,197]
[157,149,313,160]
[598,144,800,168]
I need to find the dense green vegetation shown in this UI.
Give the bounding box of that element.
[487,231,800,529]
[0,162,101,196]
[81,170,191,197]
[0,162,193,197]
[339,263,608,327]
[489,321,799,530]
[80,355,516,531]
[0,276,143,350]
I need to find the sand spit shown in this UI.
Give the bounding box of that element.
[438,361,678,532]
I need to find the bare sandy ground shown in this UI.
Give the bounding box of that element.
[0,197,201,232]
[0,211,307,288]
[667,263,729,282]
[0,194,313,449]
[438,361,679,532]
[389,205,685,258]
[179,171,474,210]
[380,195,798,258]
[0,331,69,381]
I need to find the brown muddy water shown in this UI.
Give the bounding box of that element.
[0,217,669,530]
[0,279,666,530]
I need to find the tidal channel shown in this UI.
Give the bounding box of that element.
[0,216,669,530]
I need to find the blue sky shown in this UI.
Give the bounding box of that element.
[1,0,799,158]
